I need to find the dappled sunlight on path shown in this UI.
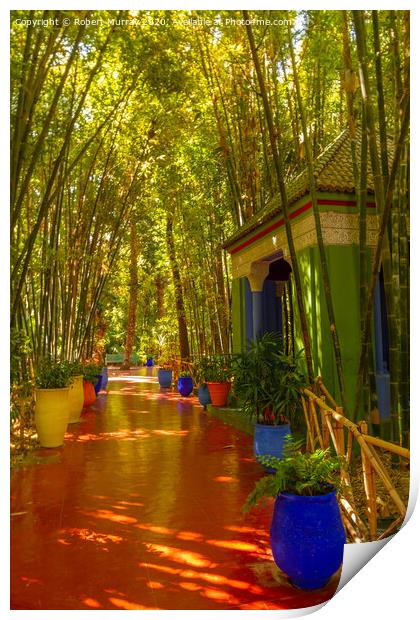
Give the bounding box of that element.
[11,367,339,610]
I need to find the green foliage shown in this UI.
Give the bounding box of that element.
[243,437,346,512]
[197,354,232,383]
[63,360,84,377]
[232,333,307,426]
[35,357,72,389]
[82,363,103,383]
[11,328,32,385]
[178,370,192,378]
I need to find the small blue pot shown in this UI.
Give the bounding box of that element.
[101,367,108,391]
[146,358,154,367]
[158,368,173,388]
[177,376,193,397]
[270,488,345,589]
[254,423,291,469]
[94,374,103,395]
[198,383,211,408]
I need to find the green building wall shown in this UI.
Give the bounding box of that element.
[228,192,378,417]
[292,244,362,414]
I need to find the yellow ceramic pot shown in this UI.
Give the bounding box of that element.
[35,387,70,448]
[68,375,84,423]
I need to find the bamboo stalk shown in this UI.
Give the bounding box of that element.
[346,431,354,466]
[360,420,377,539]
[359,434,410,460]
[334,407,345,456]
[339,495,369,540]
[377,516,402,541]
[309,397,324,449]
[320,396,330,448]
[301,395,315,451]
[304,388,406,517]
[287,23,347,408]
[324,413,340,456]
[339,504,365,543]
[244,13,314,381]
[316,377,337,408]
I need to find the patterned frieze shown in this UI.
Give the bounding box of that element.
[231,210,378,280]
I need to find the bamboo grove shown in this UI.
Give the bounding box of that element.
[10,10,409,442]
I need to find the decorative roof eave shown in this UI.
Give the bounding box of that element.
[223,127,383,251]
[225,195,376,256]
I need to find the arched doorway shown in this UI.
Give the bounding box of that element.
[245,257,292,349]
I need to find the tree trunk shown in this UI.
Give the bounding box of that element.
[287,23,347,409]
[122,217,139,370]
[166,211,190,360]
[244,13,314,381]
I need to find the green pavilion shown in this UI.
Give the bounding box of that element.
[224,129,389,420]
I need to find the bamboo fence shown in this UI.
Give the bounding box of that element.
[302,377,409,542]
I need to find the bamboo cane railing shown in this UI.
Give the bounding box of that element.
[302,377,409,542]
[165,357,196,383]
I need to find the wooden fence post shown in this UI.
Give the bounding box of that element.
[360,420,377,539]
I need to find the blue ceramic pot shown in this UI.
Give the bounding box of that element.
[254,423,291,469]
[198,383,211,408]
[158,368,173,388]
[101,367,108,391]
[94,374,103,395]
[270,487,345,590]
[146,358,154,367]
[177,376,193,397]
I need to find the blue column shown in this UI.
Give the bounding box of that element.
[374,274,391,420]
[252,291,263,340]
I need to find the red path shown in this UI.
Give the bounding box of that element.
[11,368,339,610]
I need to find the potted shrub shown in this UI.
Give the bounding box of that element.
[232,332,307,465]
[204,355,232,407]
[65,361,84,423]
[177,370,194,397]
[82,363,102,407]
[244,439,346,590]
[34,357,72,448]
[158,361,173,388]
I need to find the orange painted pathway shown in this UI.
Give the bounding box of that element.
[11,368,339,610]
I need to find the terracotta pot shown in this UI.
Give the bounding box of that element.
[35,387,69,448]
[68,375,84,423]
[207,382,231,407]
[83,380,96,407]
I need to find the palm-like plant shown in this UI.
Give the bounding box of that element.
[232,333,307,426]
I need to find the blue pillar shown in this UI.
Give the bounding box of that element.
[374,274,391,420]
[252,291,263,340]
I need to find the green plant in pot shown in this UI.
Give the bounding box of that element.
[244,438,346,590]
[82,362,102,406]
[202,354,232,407]
[232,332,307,465]
[34,357,72,448]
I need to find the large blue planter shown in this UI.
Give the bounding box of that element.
[94,374,103,395]
[158,368,173,388]
[101,367,108,391]
[198,383,211,408]
[254,423,291,467]
[270,488,345,590]
[177,376,193,397]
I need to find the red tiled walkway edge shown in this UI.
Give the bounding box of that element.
[11,369,340,610]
